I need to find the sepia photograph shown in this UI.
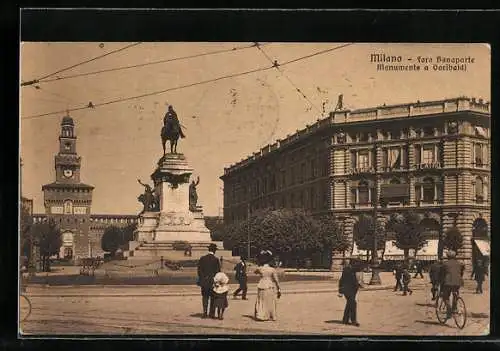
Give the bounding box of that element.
[19,41,490,336]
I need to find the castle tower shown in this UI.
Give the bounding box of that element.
[42,115,94,262]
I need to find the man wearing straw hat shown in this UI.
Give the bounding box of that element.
[197,243,221,319]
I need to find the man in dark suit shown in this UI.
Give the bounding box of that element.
[440,250,465,317]
[393,263,403,291]
[338,259,362,326]
[471,259,488,294]
[197,243,221,318]
[429,259,443,300]
[232,256,248,300]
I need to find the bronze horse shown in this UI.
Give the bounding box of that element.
[161,106,185,154]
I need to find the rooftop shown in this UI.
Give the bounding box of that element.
[222,96,490,177]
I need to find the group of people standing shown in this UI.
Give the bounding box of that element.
[196,244,281,321]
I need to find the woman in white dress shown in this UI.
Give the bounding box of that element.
[254,250,281,321]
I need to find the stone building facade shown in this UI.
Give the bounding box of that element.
[33,115,138,261]
[220,97,490,271]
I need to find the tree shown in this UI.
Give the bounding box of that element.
[30,220,62,272]
[209,222,226,241]
[101,226,124,256]
[120,223,137,249]
[222,209,348,267]
[353,215,385,262]
[20,206,33,259]
[387,211,427,262]
[442,227,463,252]
[316,215,350,254]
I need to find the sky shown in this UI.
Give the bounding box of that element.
[20,42,490,216]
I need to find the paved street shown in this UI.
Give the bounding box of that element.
[20,277,489,336]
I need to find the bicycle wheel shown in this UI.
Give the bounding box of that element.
[436,298,449,324]
[20,294,32,322]
[453,297,467,329]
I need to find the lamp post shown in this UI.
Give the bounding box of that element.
[369,141,382,285]
[247,202,251,260]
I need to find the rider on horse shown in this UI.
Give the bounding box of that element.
[161,105,186,154]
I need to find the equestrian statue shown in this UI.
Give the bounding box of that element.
[161,105,186,155]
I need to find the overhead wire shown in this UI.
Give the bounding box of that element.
[21,43,354,120]
[36,43,271,84]
[21,42,142,86]
[254,42,322,115]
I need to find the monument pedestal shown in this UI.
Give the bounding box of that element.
[128,153,216,260]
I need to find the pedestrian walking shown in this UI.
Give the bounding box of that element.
[197,243,221,319]
[338,259,362,326]
[213,271,230,320]
[233,256,248,300]
[402,266,413,296]
[429,259,443,300]
[413,260,424,279]
[471,259,487,294]
[393,263,403,292]
[254,250,281,321]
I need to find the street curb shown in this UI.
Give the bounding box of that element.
[26,284,421,297]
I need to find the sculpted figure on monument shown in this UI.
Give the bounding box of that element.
[189,176,200,211]
[137,179,158,212]
[161,105,186,155]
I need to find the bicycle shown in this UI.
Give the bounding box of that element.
[20,273,32,322]
[435,289,467,329]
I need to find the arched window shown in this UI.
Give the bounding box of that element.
[475,176,484,202]
[64,200,73,214]
[422,178,435,203]
[358,181,369,204]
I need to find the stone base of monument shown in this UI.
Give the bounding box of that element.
[126,152,233,263]
[127,240,227,260]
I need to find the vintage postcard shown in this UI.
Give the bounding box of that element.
[20,42,490,336]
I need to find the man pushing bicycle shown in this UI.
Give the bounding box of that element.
[440,250,465,318]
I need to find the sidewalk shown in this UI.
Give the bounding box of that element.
[26,273,434,297]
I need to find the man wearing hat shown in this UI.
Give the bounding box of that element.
[197,243,221,318]
[440,250,465,317]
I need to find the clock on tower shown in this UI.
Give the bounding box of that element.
[55,116,81,184]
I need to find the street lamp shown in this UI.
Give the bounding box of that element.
[247,202,251,260]
[369,140,382,285]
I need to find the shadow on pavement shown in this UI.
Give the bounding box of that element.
[415,320,453,328]
[469,312,489,319]
[189,313,205,318]
[324,320,346,325]
[242,314,258,321]
[415,302,437,308]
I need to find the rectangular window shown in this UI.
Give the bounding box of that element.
[351,151,357,168]
[358,151,369,169]
[414,145,421,164]
[350,189,356,206]
[358,187,370,205]
[382,149,388,168]
[300,163,306,183]
[474,143,483,166]
[311,159,317,178]
[388,148,402,168]
[422,145,434,164]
